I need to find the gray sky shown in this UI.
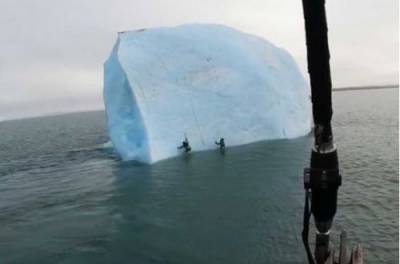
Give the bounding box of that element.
[0,0,398,121]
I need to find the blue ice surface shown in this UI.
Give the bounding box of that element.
[103,24,311,164]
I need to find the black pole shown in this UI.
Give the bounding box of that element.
[301,0,342,263]
[302,0,333,133]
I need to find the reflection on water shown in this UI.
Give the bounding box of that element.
[106,137,311,264]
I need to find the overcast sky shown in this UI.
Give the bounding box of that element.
[0,0,398,121]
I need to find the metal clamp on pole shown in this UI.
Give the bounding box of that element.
[303,147,341,263]
[302,147,342,264]
[304,167,342,190]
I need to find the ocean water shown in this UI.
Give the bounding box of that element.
[0,89,397,263]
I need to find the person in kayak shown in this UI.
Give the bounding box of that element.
[215,138,225,149]
[178,138,191,153]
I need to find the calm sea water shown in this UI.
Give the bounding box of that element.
[0,89,398,263]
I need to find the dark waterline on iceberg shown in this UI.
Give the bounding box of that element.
[0,89,397,263]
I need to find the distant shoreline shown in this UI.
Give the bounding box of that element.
[1,84,398,123]
[333,84,398,92]
[0,109,104,123]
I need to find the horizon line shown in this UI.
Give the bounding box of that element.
[332,84,398,92]
[1,84,398,123]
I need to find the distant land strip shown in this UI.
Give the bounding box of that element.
[333,84,398,92]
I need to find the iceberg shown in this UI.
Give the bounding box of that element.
[103,24,311,164]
